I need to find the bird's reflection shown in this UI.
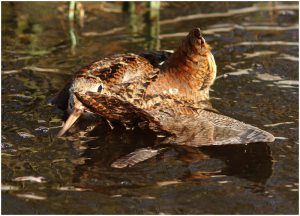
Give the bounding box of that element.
[68,121,273,189]
[178,143,273,184]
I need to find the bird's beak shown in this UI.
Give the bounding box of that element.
[57,109,83,137]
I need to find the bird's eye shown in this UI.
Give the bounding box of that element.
[98,85,103,92]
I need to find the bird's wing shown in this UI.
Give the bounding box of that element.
[129,94,275,146]
[76,92,274,147]
[151,108,275,146]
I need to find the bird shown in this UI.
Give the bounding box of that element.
[51,28,275,168]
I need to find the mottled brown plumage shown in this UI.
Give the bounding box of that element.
[52,28,275,167]
[146,28,216,102]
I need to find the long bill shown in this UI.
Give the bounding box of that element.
[57,109,83,137]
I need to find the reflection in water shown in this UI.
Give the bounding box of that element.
[200,143,273,184]
[123,2,161,50]
[123,2,139,35]
[72,122,159,168]
[145,2,161,51]
[68,1,77,54]
[69,121,273,190]
[67,2,85,54]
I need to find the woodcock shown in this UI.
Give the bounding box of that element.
[52,28,275,168]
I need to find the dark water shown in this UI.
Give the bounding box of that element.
[2,2,299,214]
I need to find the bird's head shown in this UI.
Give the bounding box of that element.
[57,76,104,137]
